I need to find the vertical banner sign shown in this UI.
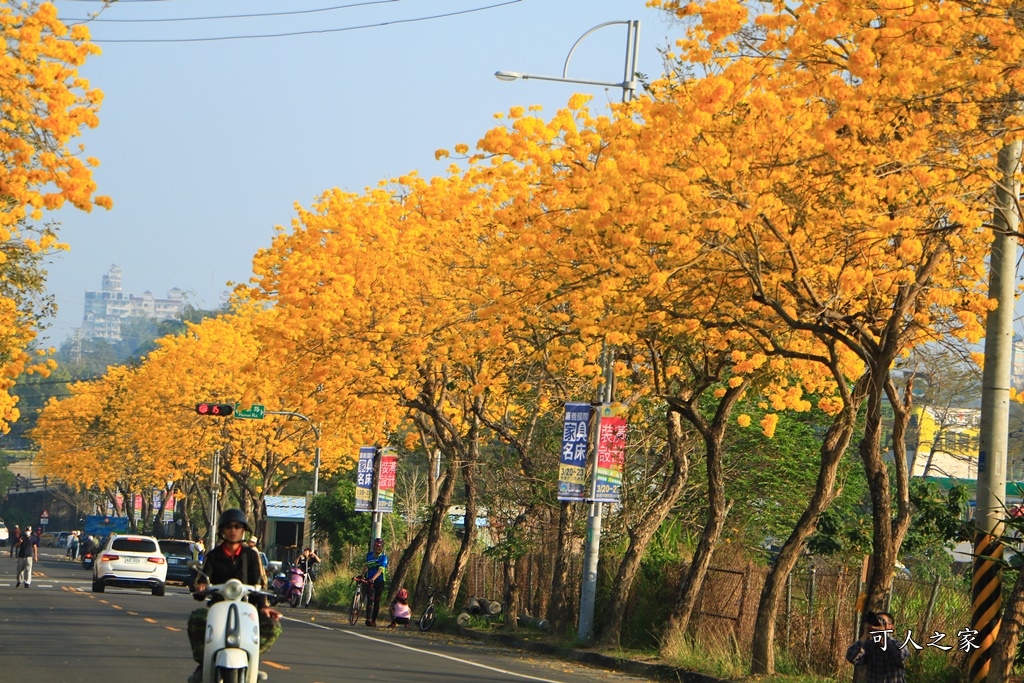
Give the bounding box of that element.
[133,494,143,522]
[163,495,176,523]
[376,450,398,513]
[594,404,627,502]
[558,402,591,501]
[355,446,376,512]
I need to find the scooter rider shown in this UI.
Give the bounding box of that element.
[187,509,282,683]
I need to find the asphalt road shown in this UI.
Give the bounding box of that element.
[0,545,640,683]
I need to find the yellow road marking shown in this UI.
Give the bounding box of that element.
[127,611,139,616]
[144,618,158,624]
[99,600,109,604]
[165,626,181,632]
[263,661,290,670]
[112,605,123,610]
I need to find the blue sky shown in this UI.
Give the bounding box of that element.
[41,0,677,344]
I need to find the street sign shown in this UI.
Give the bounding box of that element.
[233,403,265,420]
[40,509,49,526]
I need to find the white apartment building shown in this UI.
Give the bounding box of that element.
[82,264,185,341]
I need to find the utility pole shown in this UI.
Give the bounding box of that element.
[578,345,616,642]
[971,140,1022,683]
[370,446,383,547]
[208,447,222,551]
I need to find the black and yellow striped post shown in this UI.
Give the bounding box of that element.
[969,532,1002,682]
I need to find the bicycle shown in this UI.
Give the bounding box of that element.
[349,576,374,626]
[301,563,319,608]
[418,585,447,632]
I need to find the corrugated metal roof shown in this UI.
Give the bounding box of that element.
[264,495,306,520]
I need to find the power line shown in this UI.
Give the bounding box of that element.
[66,0,401,23]
[87,0,523,43]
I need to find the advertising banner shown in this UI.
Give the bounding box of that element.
[163,494,176,523]
[558,402,591,501]
[355,446,376,512]
[376,450,398,514]
[594,405,627,502]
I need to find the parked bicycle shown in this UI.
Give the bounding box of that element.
[349,576,374,626]
[418,585,447,632]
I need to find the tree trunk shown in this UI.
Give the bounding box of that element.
[547,501,579,631]
[662,383,745,645]
[446,456,480,607]
[388,520,428,607]
[861,380,897,612]
[413,461,459,608]
[599,409,690,647]
[504,556,520,631]
[750,372,866,674]
[989,564,1024,682]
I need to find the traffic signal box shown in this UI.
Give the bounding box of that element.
[195,402,234,417]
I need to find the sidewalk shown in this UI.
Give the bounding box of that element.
[300,602,727,682]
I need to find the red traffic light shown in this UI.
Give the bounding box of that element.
[196,402,234,417]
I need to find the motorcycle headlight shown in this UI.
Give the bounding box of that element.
[222,579,244,601]
[206,625,214,644]
[252,625,260,644]
[226,633,239,647]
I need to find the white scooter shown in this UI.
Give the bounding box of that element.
[194,578,269,683]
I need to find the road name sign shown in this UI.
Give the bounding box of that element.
[233,404,266,420]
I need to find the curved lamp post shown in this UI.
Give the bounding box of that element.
[495,19,640,644]
[495,19,640,103]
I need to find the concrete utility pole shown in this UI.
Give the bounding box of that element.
[578,346,616,642]
[971,140,1022,683]
[370,447,384,547]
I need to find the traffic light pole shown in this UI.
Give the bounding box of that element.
[208,447,221,550]
[370,446,383,548]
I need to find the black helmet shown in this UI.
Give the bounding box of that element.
[217,508,251,532]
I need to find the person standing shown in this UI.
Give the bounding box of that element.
[68,531,80,561]
[15,527,38,587]
[363,538,388,627]
[8,524,19,558]
[846,611,910,683]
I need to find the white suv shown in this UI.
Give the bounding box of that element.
[93,534,167,596]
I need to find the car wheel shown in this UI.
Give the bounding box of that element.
[152,583,165,597]
[92,580,104,593]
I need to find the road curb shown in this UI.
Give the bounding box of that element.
[455,626,729,683]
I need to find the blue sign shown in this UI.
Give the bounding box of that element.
[558,402,591,501]
[355,447,376,512]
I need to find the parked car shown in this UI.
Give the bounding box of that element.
[93,534,167,596]
[158,539,197,587]
[53,531,76,548]
[0,519,7,546]
[38,530,57,546]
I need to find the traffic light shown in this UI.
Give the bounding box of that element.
[196,402,234,417]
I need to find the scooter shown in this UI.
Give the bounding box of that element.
[194,578,267,683]
[81,551,94,570]
[268,565,304,608]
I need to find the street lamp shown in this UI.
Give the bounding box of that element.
[266,410,321,552]
[496,19,640,644]
[494,20,640,103]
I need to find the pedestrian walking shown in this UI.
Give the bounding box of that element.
[67,531,80,561]
[15,527,38,587]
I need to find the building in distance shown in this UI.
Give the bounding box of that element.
[82,264,184,341]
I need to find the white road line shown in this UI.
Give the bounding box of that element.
[279,616,570,683]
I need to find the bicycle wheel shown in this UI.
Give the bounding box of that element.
[419,605,436,631]
[349,587,362,626]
